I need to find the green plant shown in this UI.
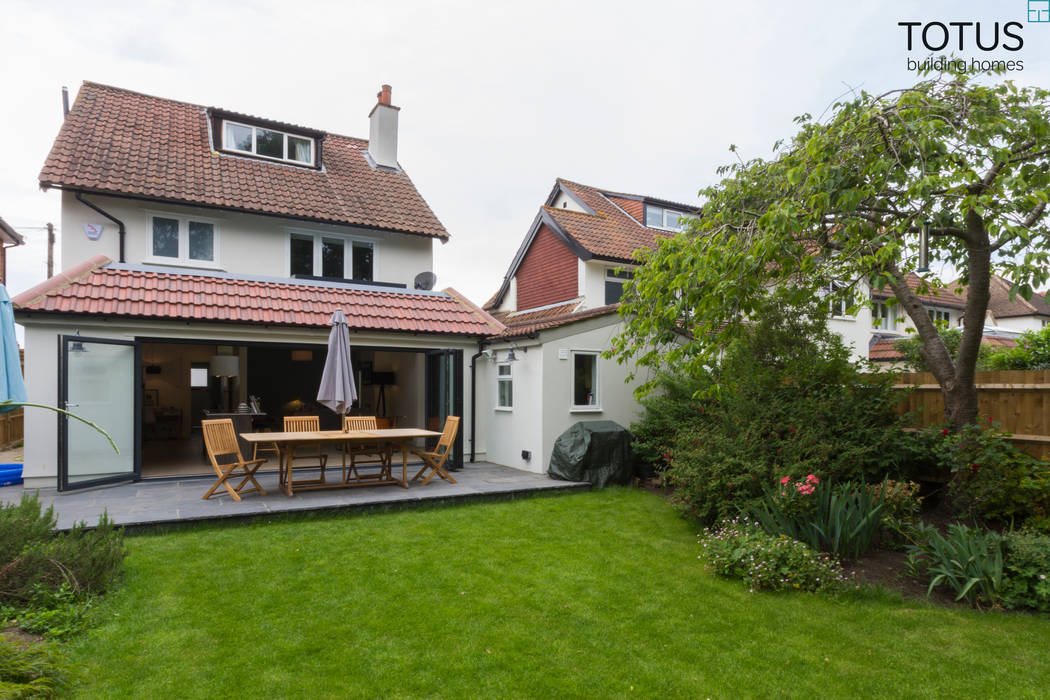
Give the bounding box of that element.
[1000,529,1050,613]
[700,517,853,592]
[893,328,996,373]
[937,422,1050,525]
[2,584,96,640]
[0,495,125,605]
[905,522,1004,607]
[0,637,69,698]
[985,325,1050,370]
[749,477,885,559]
[635,293,906,524]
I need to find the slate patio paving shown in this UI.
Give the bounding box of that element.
[0,462,589,530]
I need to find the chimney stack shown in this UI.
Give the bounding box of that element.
[368,84,400,170]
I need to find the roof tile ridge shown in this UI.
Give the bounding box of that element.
[12,254,113,308]
[443,287,506,332]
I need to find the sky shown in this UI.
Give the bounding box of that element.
[3,0,1049,333]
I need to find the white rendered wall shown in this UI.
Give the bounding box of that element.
[550,190,586,213]
[18,315,478,488]
[59,191,434,287]
[994,316,1046,334]
[484,316,644,475]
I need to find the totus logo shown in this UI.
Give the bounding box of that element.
[898,5,1036,73]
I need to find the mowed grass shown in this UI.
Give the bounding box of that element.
[66,489,1049,698]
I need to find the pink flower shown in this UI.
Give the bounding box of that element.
[806,474,819,484]
[780,476,791,485]
[797,484,815,495]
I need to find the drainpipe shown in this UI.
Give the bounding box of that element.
[469,345,485,462]
[75,191,126,263]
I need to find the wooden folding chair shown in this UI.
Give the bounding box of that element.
[411,416,460,485]
[201,419,267,501]
[283,415,328,486]
[342,416,391,483]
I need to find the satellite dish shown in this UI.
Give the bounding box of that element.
[414,271,437,291]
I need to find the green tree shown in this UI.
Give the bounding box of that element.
[612,70,1050,427]
[892,328,993,373]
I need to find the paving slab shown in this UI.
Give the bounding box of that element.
[0,462,589,530]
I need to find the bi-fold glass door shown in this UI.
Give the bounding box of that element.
[425,349,463,469]
[58,336,139,490]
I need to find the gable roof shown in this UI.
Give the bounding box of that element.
[0,217,25,247]
[38,82,449,241]
[13,255,502,336]
[982,275,1050,319]
[485,178,699,310]
[488,301,620,341]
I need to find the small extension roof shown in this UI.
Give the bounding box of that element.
[39,82,449,241]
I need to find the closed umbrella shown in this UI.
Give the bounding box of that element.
[0,285,27,413]
[317,309,358,423]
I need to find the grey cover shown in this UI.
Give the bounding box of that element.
[317,309,358,415]
[548,420,635,488]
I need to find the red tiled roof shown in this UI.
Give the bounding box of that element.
[973,275,1050,319]
[13,256,500,336]
[552,179,686,262]
[869,334,1017,362]
[871,272,966,309]
[489,302,619,340]
[39,82,449,240]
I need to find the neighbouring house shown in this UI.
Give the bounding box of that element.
[477,179,699,473]
[14,81,503,490]
[0,216,26,286]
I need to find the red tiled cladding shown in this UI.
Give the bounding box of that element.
[606,196,644,223]
[38,82,449,240]
[13,258,501,336]
[515,224,579,310]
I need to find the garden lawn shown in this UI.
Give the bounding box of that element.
[67,489,1049,698]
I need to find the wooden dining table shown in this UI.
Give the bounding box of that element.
[240,428,440,497]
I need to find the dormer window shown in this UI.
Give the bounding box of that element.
[222,120,315,166]
[644,205,690,231]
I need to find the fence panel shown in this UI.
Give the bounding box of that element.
[0,408,23,449]
[894,370,1050,459]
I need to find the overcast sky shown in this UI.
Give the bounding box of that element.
[3,0,1048,332]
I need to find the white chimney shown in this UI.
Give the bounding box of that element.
[368,84,400,170]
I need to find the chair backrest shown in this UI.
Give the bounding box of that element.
[434,416,460,457]
[344,415,378,431]
[202,419,243,464]
[284,415,320,432]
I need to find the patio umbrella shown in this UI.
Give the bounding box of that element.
[0,284,27,413]
[317,309,358,419]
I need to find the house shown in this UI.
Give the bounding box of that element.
[477,179,699,473]
[0,216,26,286]
[14,81,504,490]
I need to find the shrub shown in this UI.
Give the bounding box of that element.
[699,517,853,593]
[1000,529,1050,613]
[936,423,1050,526]
[0,494,125,605]
[893,328,996,372]
[0,637,69,698]
[905,522,1004,607]
[984,325,1050,370]
[749,477,885,559]
[636,294,906,524]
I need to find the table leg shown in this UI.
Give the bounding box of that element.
[400,441,408,488]
[284,444,296,497]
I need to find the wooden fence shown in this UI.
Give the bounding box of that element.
[0,409,23,449]
[895,370,1050,459]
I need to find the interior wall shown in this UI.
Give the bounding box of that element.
[142,342,219,438]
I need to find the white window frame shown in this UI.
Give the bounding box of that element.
[872,300,896,331]
[495,363,513,411]
[144,211,222,269]
[570,350,601,412]
[285,228,378,281]
[644,205,690,232]
[604,266,635,305]
[821,281,852,319]
[222,119,315,166]
[928,308,951,326]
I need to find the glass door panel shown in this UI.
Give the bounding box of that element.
[60,337,138,490]
[425,349,463,469]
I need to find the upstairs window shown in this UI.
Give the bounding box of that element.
[872,301,896,330]
[289,231,374,282]
[928,308,951,326]
[604,268,634,305]
[148,213,218,267]
[644,205,690,231]
[223,120,314,166]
